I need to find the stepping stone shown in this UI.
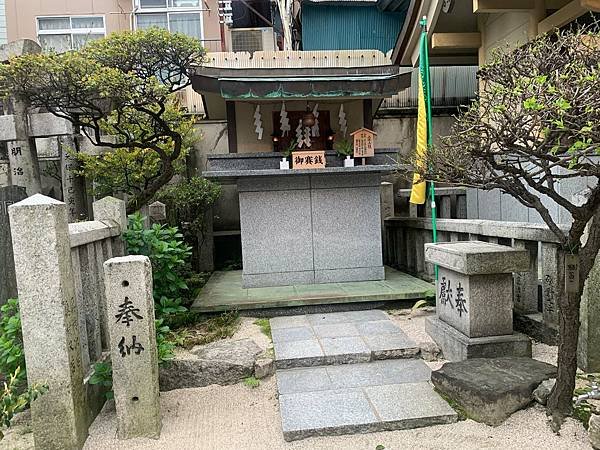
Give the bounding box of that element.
[274,315,457,441]
[279,381,457,441]
[271,311,419,369]
[431,357,557,425]
[277,359,432,394]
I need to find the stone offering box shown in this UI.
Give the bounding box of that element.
[424,241,533,361]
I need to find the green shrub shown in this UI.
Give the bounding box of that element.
[157,177,221,236]
[156,177,221,271]
[88,361,113,400]
[0,299,25,385]
[123,213,192,318]
[0,367,47,440]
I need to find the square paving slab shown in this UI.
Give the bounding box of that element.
[272,310,420,368]
[192,266,435,312]
[278,360,457,441]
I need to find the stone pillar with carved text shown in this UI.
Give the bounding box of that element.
[104,255,161,439]
[424,241,532,361]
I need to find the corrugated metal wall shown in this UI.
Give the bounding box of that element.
[301,5,406,53]
[381,66,478,109]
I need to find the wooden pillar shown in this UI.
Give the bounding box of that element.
[363,99,373,130]
[226,101,237,153]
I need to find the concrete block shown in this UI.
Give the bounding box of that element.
[0,186,26,306]
[0,39,41,62]
[425,241,530,275]
[9,194,88,449]
[270,315,310,330]
[239,189,313,275]
[93,196,127,233]
[540,243,562,329]
[8,139,42,195]
[148,201,166,222]
[578,251,600,372]
[311,186,382,271]
[280,388,377,441]
[320,336,371,363]
[326,359,430,388]
[104,255,161,439]
[277,367,333,394]
[436,267,513,338]
[242,270,315,288]
[362,333,420,359]
[364,382,457,424]
[314,266,384,284]
[28,112,73,137]
[425,316,531,361]
[355,319,402,336]
[0,115,17,141]
[271,326,315,343]
[274,339,324,368]
[313,323,360,338]
[512,239,539,314]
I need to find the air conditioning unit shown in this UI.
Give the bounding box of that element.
[230,27,275,53]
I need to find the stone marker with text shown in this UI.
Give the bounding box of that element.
[104,255,161,439]
[425,241,532,361]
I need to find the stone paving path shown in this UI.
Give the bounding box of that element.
[271,311,458,441]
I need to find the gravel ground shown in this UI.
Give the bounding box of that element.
[2,310,590,450]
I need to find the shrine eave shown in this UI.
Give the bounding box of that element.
[190,65,411,100]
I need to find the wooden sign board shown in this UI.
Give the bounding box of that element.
[351,128,376,158]
[292,150,326,169]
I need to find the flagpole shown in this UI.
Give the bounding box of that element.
[421,16,438,280]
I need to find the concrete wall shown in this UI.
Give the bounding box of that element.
[479,12,530,64]
[6,0,222,46]
[373,115,455,157]
[6,0,132,42]
[234,100,364,153]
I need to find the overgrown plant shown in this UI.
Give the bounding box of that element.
[0,367,47,440]
[123,212,192,317]
[0,299,25,386]
[414,25,600,428]
[88,361,113,400]
[0,28,206,213]
[156,177,221,270]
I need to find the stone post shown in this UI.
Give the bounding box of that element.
[148,200,166,224]
[424,241,532,361]
[60,134,87,221]
[8,194,87,449]
[93,196,128,256]
[0,185,26,306]
[578,251,600,372]
[103,255,161,439]
[540,242,562,329]
[512,239,539,314]
[6,100,42,195]
[590,413,600,450]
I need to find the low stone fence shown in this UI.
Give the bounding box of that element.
[396,187,467,219]
[384,216,599,372]
[9,194,127,449]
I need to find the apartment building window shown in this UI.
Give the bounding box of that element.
[37,16,106,53]
[135,0,203,40]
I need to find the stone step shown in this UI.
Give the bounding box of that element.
[271,310,420,369]
[277,359,458,441]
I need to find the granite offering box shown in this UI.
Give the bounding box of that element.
[424,241,532,361]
